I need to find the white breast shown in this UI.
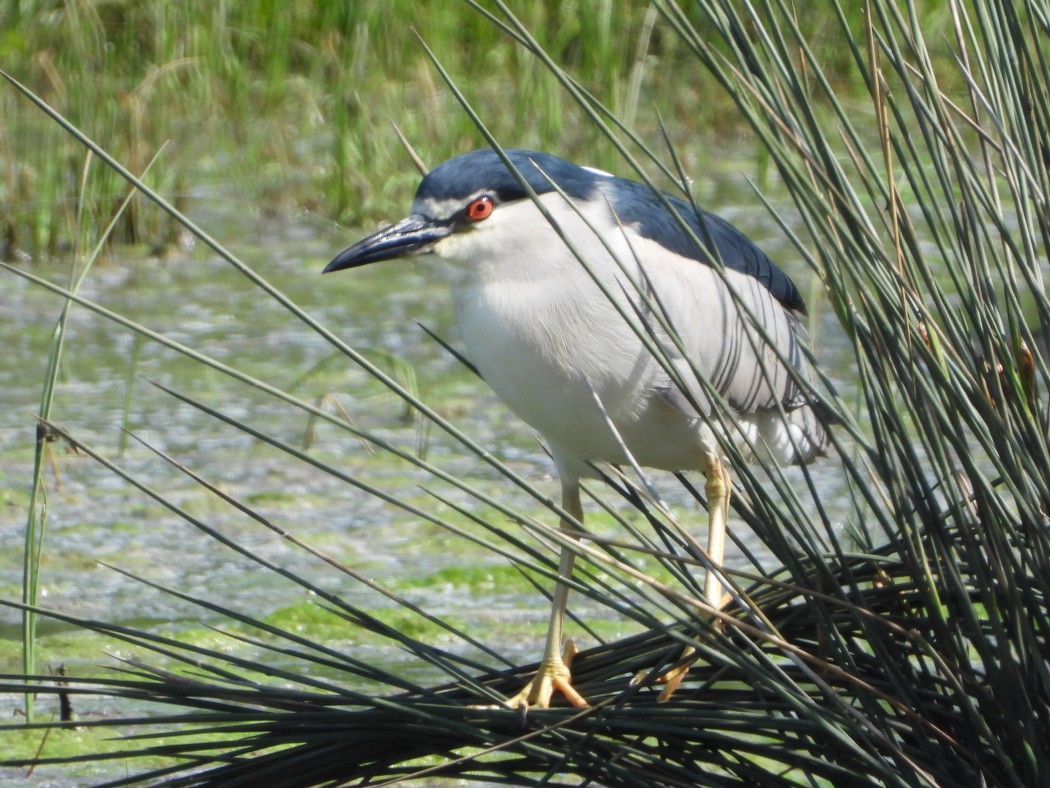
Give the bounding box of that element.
[429,192,818,481]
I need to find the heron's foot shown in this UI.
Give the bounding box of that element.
[633,593,731,701]
[504,640,589,710]
[655,647,699,701]
[631,645,699,701]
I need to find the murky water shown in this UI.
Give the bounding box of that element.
[0,169,855,686]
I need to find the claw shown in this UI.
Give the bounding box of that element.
[505,640,588,710]
[633,591,731,702]
[657,649,698,701]
[631,646,699,700]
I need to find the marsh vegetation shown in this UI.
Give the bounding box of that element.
[2,1,1048,785]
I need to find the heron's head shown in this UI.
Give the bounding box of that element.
[323,149,608,274]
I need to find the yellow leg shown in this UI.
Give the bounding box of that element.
[657,454,731,702]
[703,453,730,607]
[505,481,590,710]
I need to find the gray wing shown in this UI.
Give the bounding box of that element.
[639,258,825,463]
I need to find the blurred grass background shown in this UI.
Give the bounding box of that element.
[1,0,954,261]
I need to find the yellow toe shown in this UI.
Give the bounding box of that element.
[505,640,588,710]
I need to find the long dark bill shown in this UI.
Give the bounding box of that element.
[323,214,452,273]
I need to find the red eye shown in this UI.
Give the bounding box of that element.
[465,195,494,222]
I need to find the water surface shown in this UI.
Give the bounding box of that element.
[0,168,856,690]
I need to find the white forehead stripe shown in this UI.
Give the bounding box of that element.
[582,166,614,178]
[417,193,487,221]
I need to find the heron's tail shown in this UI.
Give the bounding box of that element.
[754,399,829,466]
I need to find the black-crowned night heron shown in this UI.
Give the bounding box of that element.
[324,149,826,709]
